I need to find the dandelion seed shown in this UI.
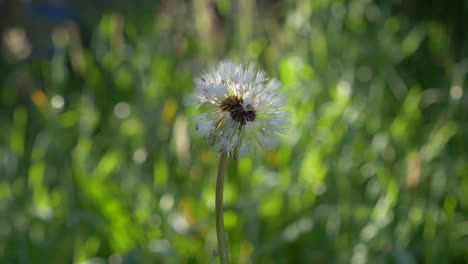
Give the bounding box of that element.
[190,61,288,158]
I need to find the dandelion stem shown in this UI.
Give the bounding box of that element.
[216,152,230,264]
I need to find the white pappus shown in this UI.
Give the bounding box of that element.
[190,61,288,158]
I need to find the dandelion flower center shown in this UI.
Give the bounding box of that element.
[220,95,257,126]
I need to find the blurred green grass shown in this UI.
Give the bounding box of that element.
[0,0,467,263]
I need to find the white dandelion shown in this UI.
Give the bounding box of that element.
[190,61,288,158]
[189,61,288,264]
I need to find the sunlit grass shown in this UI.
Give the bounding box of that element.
[0,1,467,263]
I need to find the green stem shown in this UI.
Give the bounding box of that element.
[216,152,230,264]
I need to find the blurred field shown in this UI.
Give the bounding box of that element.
[0,0,467,263]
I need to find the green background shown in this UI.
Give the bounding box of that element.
[0,0,467,263]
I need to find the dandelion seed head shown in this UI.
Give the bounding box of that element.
[189,61,288,158]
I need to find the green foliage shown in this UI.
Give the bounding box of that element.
[0,1,467,263]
